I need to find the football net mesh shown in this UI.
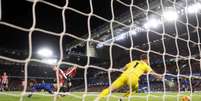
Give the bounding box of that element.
[0,0,201,101]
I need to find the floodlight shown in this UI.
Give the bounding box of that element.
[143,19,161,29]
[186,3,201,14]
[37,48,53,58]
[42,58,57,65]
[129,30,137,35]
[96,43,103,48]
[163,8,178,21]
[115,34,126,41]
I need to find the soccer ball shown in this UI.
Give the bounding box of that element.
[181,96,190,101]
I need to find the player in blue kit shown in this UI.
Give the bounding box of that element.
[28,82,56,97]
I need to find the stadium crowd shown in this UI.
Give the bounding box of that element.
[0,58,200,95]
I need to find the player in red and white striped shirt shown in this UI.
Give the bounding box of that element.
[53,65,77,93]
[1,72,8,91]
[0,75,1,91]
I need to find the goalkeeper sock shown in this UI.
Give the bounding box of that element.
[94,88,110,101]
[99,88,110,97]
[123,91,131,97]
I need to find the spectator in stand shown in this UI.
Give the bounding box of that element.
[181,78,189,91]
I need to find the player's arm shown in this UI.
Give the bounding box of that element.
[66,66,77,77]
[148,69,175,87]
[148,70,163,80]
[143,63,162,81]
[144,63,163,80]
[120,62,131,71]
[120,66,127,71]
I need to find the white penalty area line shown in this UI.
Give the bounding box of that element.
[0,92,82,99]
[0,92,20,97]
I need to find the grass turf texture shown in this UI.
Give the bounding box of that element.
[0,92,201,101]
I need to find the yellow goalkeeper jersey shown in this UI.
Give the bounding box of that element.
[123,60,153,79]
[97,60,153,98]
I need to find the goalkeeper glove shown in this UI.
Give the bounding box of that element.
[164,79,175,87]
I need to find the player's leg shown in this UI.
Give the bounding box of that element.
[59,86,64,92]
[59,86,68,97]
[67,77,72,92]
[100,75,126,97]
[95,75,126,101]
[1,83,5,91]
[125,76,138,96]
[118,77,138,101]
[28,85,37,98]
[3,83,8,91]
[119,83,138,101]
[0,83,2,91]
[58,80,71,97]
[58,82,68,97]
[132,83,139,93]
[0,83,1,91]
[46,88,54,94]
[122,83,138,97]
[60,79,70,93]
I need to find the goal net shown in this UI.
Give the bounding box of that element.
[0,0,201,101]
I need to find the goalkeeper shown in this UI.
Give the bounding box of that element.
[95,54,165,101]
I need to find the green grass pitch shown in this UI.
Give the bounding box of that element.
[0,92,201,101]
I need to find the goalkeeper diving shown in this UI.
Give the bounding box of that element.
[95,54,174,101]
